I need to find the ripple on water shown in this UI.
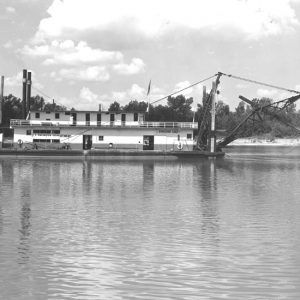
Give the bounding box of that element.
[0,156,300,299]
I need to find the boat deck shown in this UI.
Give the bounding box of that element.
[0,149,225,159]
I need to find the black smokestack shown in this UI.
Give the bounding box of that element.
[22,69,27,119]
[26,71,31,117]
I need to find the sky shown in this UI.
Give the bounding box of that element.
[1,0,300,111]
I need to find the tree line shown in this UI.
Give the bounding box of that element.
[1,93,300,138]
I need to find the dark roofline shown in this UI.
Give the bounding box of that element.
[29,110,146,114]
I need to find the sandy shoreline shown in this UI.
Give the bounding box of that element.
[227,138,300,146]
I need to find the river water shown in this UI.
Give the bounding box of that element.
[0,146,300,299]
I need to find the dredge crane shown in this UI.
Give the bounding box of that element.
[149,71,300,152]
[195,72,300,151]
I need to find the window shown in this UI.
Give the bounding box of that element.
[134,113,138,122]
[46,119,50,121]
[46,111,50,114]
[65,111,70,115]
[97,113,101,122]
[35,112,40,118]
[110,114,115,122]
[55,113,60,119]
[121,113,126,122]
[187,133,192,140]
[26,130,31,135]
[52,139,60,143]
[52,130,60,134]
[33,139,51,143]
[85,113,90,122]
[98,136,104,141]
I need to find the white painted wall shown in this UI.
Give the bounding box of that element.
[13,127,195,148]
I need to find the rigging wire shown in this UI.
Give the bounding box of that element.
[31,84,70,110]
[219,72,300,95]
[31,85,53,100]
[150,74,217,105]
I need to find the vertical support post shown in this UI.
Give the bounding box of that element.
[26,71,31,119]
[0,76,4,125]
[202,86,207,104]
[22,69,27,119]
[210,81,216,153]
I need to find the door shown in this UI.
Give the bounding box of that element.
[121,113,126,126]
[143,135,154,150]
[71,112,77,125]
[86,113,90,126]
[97,113,101,126]
[110,113,115,126]
[83,135,92,150]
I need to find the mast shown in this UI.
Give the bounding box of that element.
[196,72,222,151]
[210,80,216,153]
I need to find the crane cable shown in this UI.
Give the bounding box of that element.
[219,72,300,95]
[150,74,217,105]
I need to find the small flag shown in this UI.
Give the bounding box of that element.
[147,80,151,96]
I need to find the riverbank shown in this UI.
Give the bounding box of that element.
[228,137,300,146]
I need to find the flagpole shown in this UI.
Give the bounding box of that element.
[146,80,151,121]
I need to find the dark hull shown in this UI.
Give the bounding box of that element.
[0,149,225,159]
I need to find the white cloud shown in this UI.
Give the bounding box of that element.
[35,0,299,41]
[56,66,110,82]
[256,87,300,100]
[5,71,43,89]
[22,39,145,79]
[4,71,44,98]
[57,88,102,110]
[3,41,13,49]
[113,58,145,75]
[236,83,250,89]
[94,83,165,106]
[6,6,16,13]
[78,87,100,109]
[111,84,146,102]
[22,40,123,66]
[174,81,194,97]
[257,88,279,98]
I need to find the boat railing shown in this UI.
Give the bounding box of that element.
[10,119,197,129]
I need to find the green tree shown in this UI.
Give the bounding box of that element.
[123,100,148,112]
[2,94,23,126]
[29,95,45,110]
[108,101,121,111]
[167,94,193,121]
